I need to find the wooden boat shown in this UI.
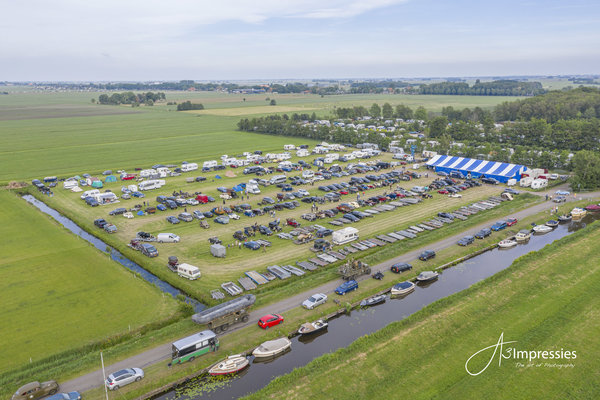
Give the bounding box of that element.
[515,229,532,241]
[498,238,517,248]
[252,338,291,358]
[545,220,559,227]
[390,281,415,295]
[360,294,386,307]
[571,208,587,219]
[558,214,572,223]
[298,319,328,335]
[416,271,439,282]
[208,355,249,376]
[533,224,553,233]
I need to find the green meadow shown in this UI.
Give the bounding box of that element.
[0,189,178,375]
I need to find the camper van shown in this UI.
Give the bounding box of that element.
[181,163,198,172]
[177,263,201,280]
[270,175,287,185]
[139,180,166,191]
[519,176,533,187]
[139,169,156,178]
[157,233,180,243]
[531,178,548,190]
[81,189,100,200]
[203,160,218,169]
[332,227,359,245]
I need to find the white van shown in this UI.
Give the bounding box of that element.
[203,160,218,169]
[157,233,180,243]
[247,184,261,194]
[181,163,198,172]
[270,175,287,185]
[81,189,100,199]
[177,263,201,280]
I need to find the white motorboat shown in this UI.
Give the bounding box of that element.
[533,224,553,233]
[515,230,532,241]
[498,238,517,248]
[252,338,292,358]
[390,281,415,295]
[298,319,328,335]
[208,355,249,376]
[416,271,439,282]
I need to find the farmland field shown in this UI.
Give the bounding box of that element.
[244,221,600,400]
[0,88,516,182]
[0,189,178,374]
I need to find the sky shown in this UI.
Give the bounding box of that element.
[2,0,600,81]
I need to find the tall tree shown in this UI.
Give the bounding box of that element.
[382,103,393,119]
[369,103,381,118]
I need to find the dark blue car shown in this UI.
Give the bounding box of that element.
[335,280,359,295]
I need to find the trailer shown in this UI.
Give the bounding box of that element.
[192,294,255,333]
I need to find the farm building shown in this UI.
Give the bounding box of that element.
[426,155,528,183]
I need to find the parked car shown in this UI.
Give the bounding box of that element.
[258,314,284,329]
[553,196,567,203]
[418,250,436,261]
[491,221,507,231]
[214,216,230,224]
[47,392,81,400]
[12,381,59,400]
[105,368,144,390]
[140,243,158,257]
[166,216,180,224]
[109,207,127,216]
[335,280,359,295]
[475,228,492,239]
[178,212,193,222]
[244,241,261,250]
[302,293,328,309]
[457,235,475,246]
[390,262,412,273]
[94,218,108,228]
[104,223,117,234]
[506,217,518,226]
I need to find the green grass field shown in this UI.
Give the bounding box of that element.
[0,189,178,374]
[0,88,516,182]
[242,222,600,400]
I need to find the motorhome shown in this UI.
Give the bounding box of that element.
[181,163,198,172]
[332,227,359,245]
[139,179,166,191]
[203,160,218,169]
[270,175,287,185]
[177,263,201,280]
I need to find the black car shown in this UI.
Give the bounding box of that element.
[259,225,273,236]
[457,235,475,246]
[94,218,108,228]
[438,212,455,220]
[316,228,333,237]
[475,228,492,239]
[343,213,359,222]
[85,197,99,207]
[391,262,412,273]
[418,250,436,261]
[109,207,127,216]
[481,177,499,185]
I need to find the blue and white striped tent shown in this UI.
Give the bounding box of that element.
[425,155,527,183]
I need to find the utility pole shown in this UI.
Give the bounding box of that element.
[101,351,109,400]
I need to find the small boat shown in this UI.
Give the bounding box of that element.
[545,220,559,227]
[533,224,553,233]
[571,208,587,219]
[585,204,600,212]
[360,294,386,307]
[498,238,517,248]
[298,319,328,335]
[252,338,291,358]
[208,355,249,376]
[390,281,415,295]
[515,230,532,241]
[416,271,439,282]
[558,214,572,223]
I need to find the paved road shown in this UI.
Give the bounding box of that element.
[61,186,595,393]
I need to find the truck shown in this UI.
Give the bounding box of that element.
[338,259,371,281]
[192,294,256,333]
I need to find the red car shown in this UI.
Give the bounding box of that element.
[286,218,300,227]
[506,217,518,226]
[121,174,136,180]
[438,189,449,194]
[258,314,284,329]
[339,190,349,195]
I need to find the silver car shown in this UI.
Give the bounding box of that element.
[302,293,328,310]
[105,368,144,390]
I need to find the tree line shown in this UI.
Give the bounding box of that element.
[97,91,165,106]
[334,103,427,121]
[411,80,544,96]
[176,101,204,111]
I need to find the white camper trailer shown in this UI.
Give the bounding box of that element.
[531,178,548,190]
[519,176,533,187]
[302,170,314,179]
[139,169,156,178]
[156,167,171,178]
[81,189,100,200]
[203,160,218,169]
[138,179,166,191]
[181,163,198,172]
[332,227,359,245]
[296,149,309,157]
[284,144,296,150]
[177,263,201,280]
